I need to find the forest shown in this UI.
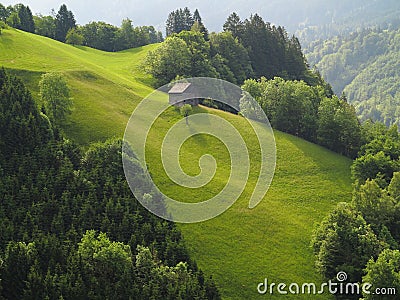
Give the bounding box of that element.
[306,26,400,128]
[147,9,317,87]
[1,1,400,299]
[0,3,163,51]
[312,121,400,299]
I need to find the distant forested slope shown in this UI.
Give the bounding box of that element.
[295,0,400,46]
[306,27,400,127]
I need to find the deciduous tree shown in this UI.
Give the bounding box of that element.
[145,36,191,85]
[317,95,361,157]
[210,31,252,84]
[175,30,217,77]
[312,202,381,283]
[363,249,400,300]
[66,27,83,45]
[34,14,56,38]
[39,72,73,125]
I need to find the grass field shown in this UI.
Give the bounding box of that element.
[0,28,156,144]
[0,29,353,299]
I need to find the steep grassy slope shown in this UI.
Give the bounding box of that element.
[179,129,352,299]
[146,106,352,299]
[0,29,352,299]
[0,28,157,144]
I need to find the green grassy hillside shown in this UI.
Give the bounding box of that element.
[0,28,156,144]
[0,29,353,299]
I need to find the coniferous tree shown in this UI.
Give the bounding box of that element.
[55,4,76,42]
[14,4,34,33]
[165,10,176,36]
[165,7,194,36]
[285,35,307,79]
[183,7,193,31]
[223,12,312,83]
[192,9,208,40]
[241,14,271,78]
[223,12,243,39]
[25,5,34,32]
[1,242,35,299]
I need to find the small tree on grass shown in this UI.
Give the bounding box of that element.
[39,72,73,126]
[180,104,192,125]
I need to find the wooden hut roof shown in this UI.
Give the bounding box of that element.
[168,83,192,94]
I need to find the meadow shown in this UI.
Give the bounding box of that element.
[0,28,353,299]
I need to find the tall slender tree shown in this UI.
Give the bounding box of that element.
[9,4,35,32]
[55,4,76,42]
[117,18,135,49]
[183,7,193,31]
[241,14,271,78]
[223,12,243,39]
[11,4,35,32]
[25,6,34,32]
[192,9,208,39]
[165,10,176,36]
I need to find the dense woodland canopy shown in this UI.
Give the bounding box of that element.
[0,3,163,51]
[0,69,220,299]
[151,9,317,87]
[0,3,34,33]
[242,77,361,158]
[312,122,400,298]
[306,26,400,128]
[166,8,208,39]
